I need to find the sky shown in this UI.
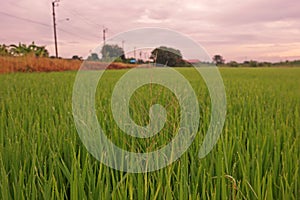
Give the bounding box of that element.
[0,0,300,62]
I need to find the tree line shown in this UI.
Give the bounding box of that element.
[94,44,300,67]
[88,45,196,66]
[2,42,299,67]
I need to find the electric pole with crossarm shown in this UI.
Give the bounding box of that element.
[52,0,60,58]
[103,27,108,45]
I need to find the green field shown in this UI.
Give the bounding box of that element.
[0,68,299,199]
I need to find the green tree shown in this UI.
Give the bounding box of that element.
[72,55,83,60]
[213,55,225,65]
[249,60,258,67]
[228,61,239,67]
[87,53,100,61]
[0,44,9,56]
[150,46,183,67]
[101,44,125,61]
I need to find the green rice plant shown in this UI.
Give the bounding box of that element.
[0,68,299,199]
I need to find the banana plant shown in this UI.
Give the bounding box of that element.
[0,44,9,56]
[9,43,30,56]
[29,42,49,57]
[9,42,49,57]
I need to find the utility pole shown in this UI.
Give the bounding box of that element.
[121,40,125,50]
[52,0,59,58]
[134,47,136,59]
[103,27,108,45]
[121,40,125,58]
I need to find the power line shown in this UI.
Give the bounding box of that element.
[50,7,102,40]
[0,11,50,27]
[64,8,108,42]
[0,10,99,41]
[64,8,102,27]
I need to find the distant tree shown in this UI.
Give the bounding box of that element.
[114,57,124,63]
[249,60,258,67]
[101,44,125,61]
[137,59,145,64]
[262,62,272,67]
[72,55,83,60]
[87,53,100,61]
[228,61,239,67]
[150,46,183,67]
[213,55,225,65]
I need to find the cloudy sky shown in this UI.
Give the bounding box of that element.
[1,0,299,62]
